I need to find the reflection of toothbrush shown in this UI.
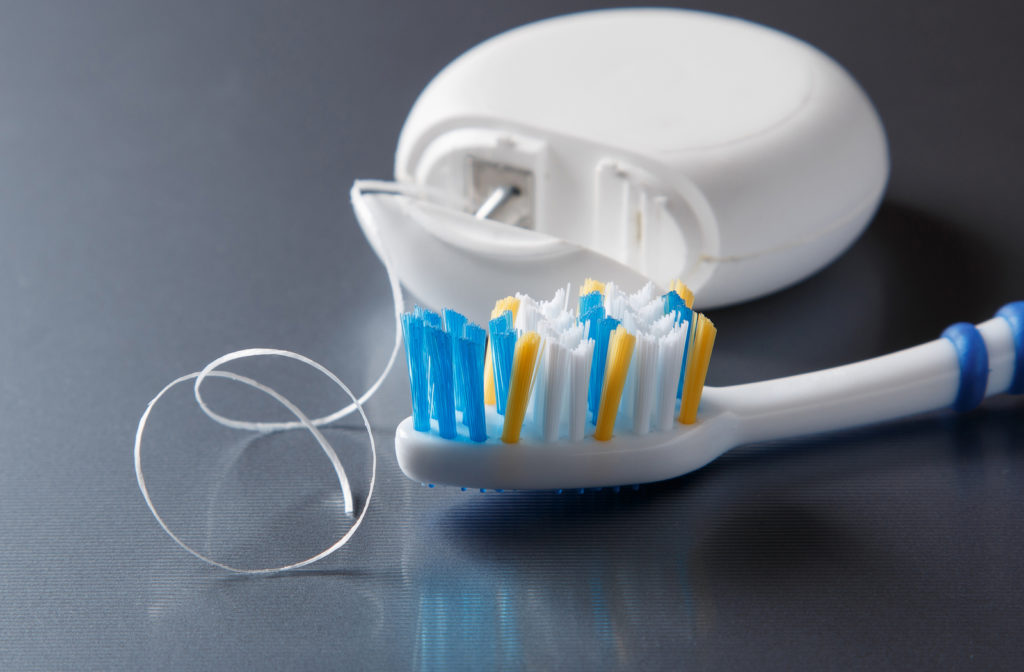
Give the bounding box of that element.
[396,282,1024,492]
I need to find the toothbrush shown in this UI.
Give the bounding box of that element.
[397,282,1024,491]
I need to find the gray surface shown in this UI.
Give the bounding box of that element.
[1,1,1022,669]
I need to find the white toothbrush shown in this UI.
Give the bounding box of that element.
[395,304,1022,491]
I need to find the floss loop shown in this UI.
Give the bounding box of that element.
[137,185,407,572]
[134,353,377,574]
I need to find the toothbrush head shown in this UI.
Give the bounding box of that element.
[394,395,735,491]
[395,280,719,490]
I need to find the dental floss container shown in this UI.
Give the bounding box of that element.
[352,8,889,317]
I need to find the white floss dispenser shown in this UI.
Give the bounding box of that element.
[352,8,889,317]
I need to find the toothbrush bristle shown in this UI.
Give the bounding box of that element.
[399,279,716,474]
[594,325,636,440]
[424,324,456,439]
[680,313,717,424]
[587,316,620,422]
[655,326,686,432]
[455,326,487,442]
[489,313,516,416]
[501,331,541,443]
[580,278,606,296]
[401,312,430,432]
[483,296,520,406]
[443,308,468,411]
[673,302,695,400]
[630,332,658,435]
[419,307,442,329]
[579,290,603,317]
[669,279,695,308]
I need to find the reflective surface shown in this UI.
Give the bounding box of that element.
[1,1,1022,669]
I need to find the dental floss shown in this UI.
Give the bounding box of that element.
[135,357,377,574]
[135,225,405,572]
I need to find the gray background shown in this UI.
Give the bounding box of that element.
[1,0,1022,669]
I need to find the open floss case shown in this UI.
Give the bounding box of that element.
[352,8,889,317]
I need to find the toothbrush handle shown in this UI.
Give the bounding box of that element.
[719,304,1023,444]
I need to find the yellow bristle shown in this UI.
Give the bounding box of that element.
[495,296,521,319]
[483,296,521,406]
[501,331,541,443]
[670,279,694,309]
[594,326,636,441]
[580,278,606,296]
[679,314,716,425]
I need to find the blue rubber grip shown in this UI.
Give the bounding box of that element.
[941,322,989,412]
[996,301,1024,394]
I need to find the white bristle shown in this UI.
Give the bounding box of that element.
[629,281,658,311]
[620,310,639,336]
[558,322,585,351]
[602,281,618,312]
[531,336,549,429]
[541,339,569,441]
[654,324,686,432]
[483,284,697,443]
[539,309,576,339]
[636,297,666,329]
[574,318,591,345]
[515,293,540,333]
[604,283,630,321]
[648,312,676,338]
[621,339,639,429]
[632,333,658,434]
[539,287,567,322]
[568,338,594,441]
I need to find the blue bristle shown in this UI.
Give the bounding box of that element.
[612,486,620,493]
[588,316,620,422]
[578,488,585,494]
[496,489,504,493]
[579,304,605,337]
[491,331,517,416]
[443,309,468,410]
[424,325,457,439]
[556,489,563,494]
[662,295,695,399]
[415,308,443,420]
[676,304,694,328]
[676,310,696,399]
[401,313,430,432]
[480,488,486,493]
[461,487,467,492]
[428,483,435,488]
[489,313,517,416]
[662,291,686,318]
[417,306,442,329]
[442,308,467,338]
[455,335,487,442]
[464,322,487,348]
[489,310,514,335]
[579,290,603,317]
